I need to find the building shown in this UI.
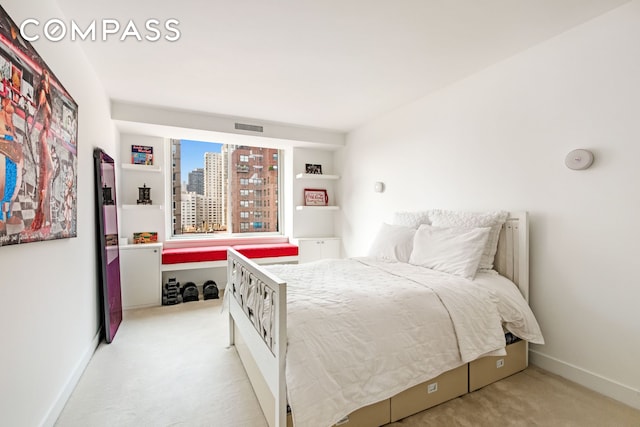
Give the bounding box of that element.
[204,151,226,231]
[171,138,182,235]
[180,191,206,233]
[228,146,279,233]
[186,168,204,195]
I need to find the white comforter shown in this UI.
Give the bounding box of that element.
[266,258,543,427]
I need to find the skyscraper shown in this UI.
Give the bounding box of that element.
[186,168,204,195]
[204,152,226,231]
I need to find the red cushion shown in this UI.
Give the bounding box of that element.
[232,243,298,259]
[162,246,230,264]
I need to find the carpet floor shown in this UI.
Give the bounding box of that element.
[56,298,640,427]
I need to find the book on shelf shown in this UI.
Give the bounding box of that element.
[131,145,154,165]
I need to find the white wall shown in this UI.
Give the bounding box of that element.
[337,1,640,409]
[0,2,117,426]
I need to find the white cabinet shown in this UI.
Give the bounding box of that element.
[119,243,162,309]
[296,238,340,263]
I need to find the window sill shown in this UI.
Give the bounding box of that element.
[162,234,291,250]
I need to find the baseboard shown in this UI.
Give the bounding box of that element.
[40,329,102,427]
[529,349,640,410]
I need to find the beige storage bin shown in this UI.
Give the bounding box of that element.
[390,364,468,422]
[287,399,390,427]
[469,340,527,392]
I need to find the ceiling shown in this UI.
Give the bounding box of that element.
[55,0,629,133]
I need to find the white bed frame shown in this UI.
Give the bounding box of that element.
[227,212,529,427]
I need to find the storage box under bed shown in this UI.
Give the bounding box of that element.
[469,340,527,392]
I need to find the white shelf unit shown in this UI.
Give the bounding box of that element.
[290,148,341,251]
[295,173,340,180]
[119,135,166,244]
[120,165,161,209]
[295,205,339,211]
[122,204,164,210]
[121,163,161,173]
[295,172,340,210]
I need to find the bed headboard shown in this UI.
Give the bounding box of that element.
[494,212,529,302]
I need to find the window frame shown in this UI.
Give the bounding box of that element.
[167,140,284,240]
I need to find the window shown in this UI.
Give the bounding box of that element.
[170,139,281,236]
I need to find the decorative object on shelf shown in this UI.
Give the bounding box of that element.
[565,149,594,170]
[102,183,114,205]
[137,184,152,205]
[133,231,158,244]
[305,163,323,174]
[374,182,385,193]
[304,188,329,206]
[0,5,79,247]
[131,144,154,165]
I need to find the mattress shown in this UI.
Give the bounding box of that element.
[266,258,543,427]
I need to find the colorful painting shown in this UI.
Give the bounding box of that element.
[0,5,78,247]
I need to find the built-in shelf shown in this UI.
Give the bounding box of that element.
[121,164,161,173]
[296,205,340,211]
[122,204,164,210]
[295,173,340,180]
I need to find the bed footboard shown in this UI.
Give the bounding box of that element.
[227,248,287,427]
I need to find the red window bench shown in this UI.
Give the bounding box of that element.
[161,239,298,272]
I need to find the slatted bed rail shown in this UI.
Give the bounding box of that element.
[227,248,287,427]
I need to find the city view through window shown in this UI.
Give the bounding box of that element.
[171,139,280,235]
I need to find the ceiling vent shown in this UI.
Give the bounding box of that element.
[235,122,264,133]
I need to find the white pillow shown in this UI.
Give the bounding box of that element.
[368,223,416,263]
[409,225,490,279]
[429,210,508,270]
[392,211,431,229]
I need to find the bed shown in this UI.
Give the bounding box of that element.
[226,211,544,427]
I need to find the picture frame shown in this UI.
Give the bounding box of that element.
[305,163,323,174]
[0,5,79,247]
[133,232,158,244]
[131,144,154,165]
[304,188,328,206]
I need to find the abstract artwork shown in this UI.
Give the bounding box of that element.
[0,5,78,246]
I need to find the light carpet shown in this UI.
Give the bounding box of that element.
[56,298,640,427]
